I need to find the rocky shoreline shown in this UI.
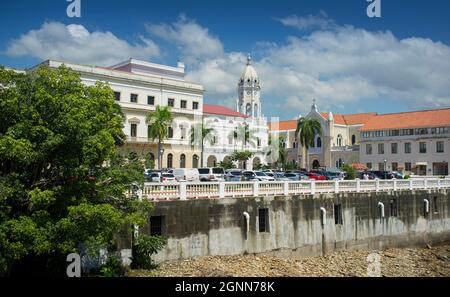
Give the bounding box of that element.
[129,244,450,277]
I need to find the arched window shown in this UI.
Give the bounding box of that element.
[167,154,173,168]
[317,137,322,148]
[192,155,199,168]
[352,134,356,145]
[337,134,343,147]
[180,154,186,168]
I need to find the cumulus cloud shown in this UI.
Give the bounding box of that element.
[5,15,450,118]
[146,15,223,64]
[171,15,450,117]
[276,10,337,32]
[6,22,160,66]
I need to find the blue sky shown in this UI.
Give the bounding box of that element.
[1,0,449,120]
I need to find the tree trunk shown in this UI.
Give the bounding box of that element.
[201,138,204,168]
[157,139,162,170]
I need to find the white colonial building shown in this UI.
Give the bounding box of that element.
[202,55,269,170]
[26,56,268,170]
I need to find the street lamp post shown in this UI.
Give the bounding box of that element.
[160,148,165,169]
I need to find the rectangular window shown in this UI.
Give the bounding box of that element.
[334,204,343,225]
[168,98,175,107]
[180,126,186,140]
[378,163,385,171]
[366,163,372,170]
[167,127,174,139]
[192,102,199,110]
[130,94,138,103]
[258,208,269,233]
[378,143,384,154]
[405,162,412,172]
[405,143,411,154]
[390,199,398,217]
[149,216,164,236]
[147,96,155,105]
[392,162,398,172]
[147,125,151,139]
[391,143,398,154]
[114,91,121,101]
[419,142,426,154]
[130,124,137,137]
[181,100,187,109]
[366,144,372,155]
[437,141,444,153]
[257,138,261,147]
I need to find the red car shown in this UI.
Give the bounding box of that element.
[306,172,327,181]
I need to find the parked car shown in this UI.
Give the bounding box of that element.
[306,172,327,181]
[145,170,161,182]
[358,171,377,180]
[392,171,405,179]
[160,173,177,183]
[370,171,394,180]
[242,171,275,181]
[225,170,244,182]
[284,172,310,181]
[172,168,200,182]
[321,171,344,180]
[198,167,226,182]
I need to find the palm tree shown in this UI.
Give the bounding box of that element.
[147,106,173,170]
[266,135,287,169]
[230,123,257,150]
[190,120,215,168]
[295,117,322,170]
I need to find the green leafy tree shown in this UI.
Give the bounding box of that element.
[0,65,155,276]
[147,106,173,170]
[190,120,214,168]
[231,151,254,169]
[295,117,322,170]
[218,159,236,170]
[341,164,357,180]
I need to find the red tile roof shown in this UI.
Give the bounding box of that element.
[203,104,247,118]
[319,112,378,125]
[360,108,450,131]
[268,120,297,131]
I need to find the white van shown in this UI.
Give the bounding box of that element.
[172,168,200,182]
[198,167,226,182]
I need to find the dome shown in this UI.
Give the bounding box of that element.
[239,54,259,83]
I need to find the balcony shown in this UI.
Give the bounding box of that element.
[331,145,360,152]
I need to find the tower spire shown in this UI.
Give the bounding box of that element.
[246,53,252,65]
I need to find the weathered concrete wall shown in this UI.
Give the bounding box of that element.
[143,189,450,263]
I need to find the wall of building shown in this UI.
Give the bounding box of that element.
[142,189,450,263]
[360,137,450,175]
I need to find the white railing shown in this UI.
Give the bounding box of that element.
[128,177,450,201]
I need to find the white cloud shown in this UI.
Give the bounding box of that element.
[146,15,223,64]
[174,15,450,117]
[6,16,450,118]
[276,11,337,32]
[6,22,160,66]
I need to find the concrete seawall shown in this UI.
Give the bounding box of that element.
[140,189,450,263]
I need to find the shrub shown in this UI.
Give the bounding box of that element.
[132,235,166,270]
[88,255,127,277]
[342,164,357,180]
